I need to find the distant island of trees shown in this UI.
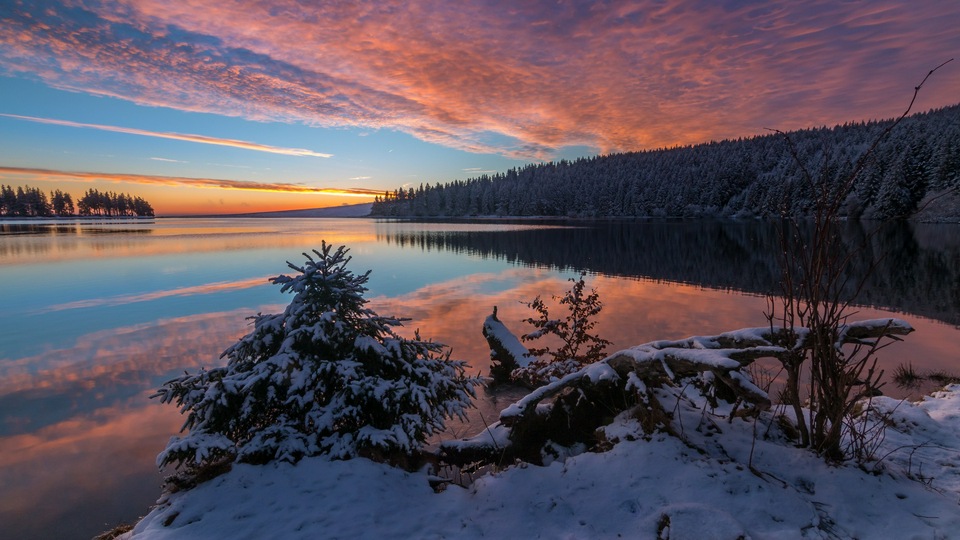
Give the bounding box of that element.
[0,186,155,218]
[371,104,960,220]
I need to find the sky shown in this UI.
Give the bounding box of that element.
[1,1,958,215]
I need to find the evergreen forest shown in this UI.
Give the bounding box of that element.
[0,186,155,217]
[371,105,960,220]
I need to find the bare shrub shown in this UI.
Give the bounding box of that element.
[515,271,611,385]
[767,60,951,461]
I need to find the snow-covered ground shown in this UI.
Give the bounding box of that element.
[124,384,960,539]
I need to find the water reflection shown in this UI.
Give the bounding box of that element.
[0,400,179,540]
[377,271,957,396]
[1,218,958,540]
[0,309,255,538]
[0,223,86,235]
[0,270,777,538]
[0,310,260,436]
[34,277,271,314]
[0,218,379,265]
[378,219,960,327]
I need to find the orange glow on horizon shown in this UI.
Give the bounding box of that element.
[151,192,377,216]
[0,166,380,215]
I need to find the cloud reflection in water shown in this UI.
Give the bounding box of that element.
[2,263,956,539]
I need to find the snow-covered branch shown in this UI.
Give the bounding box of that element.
[442,318,912,467]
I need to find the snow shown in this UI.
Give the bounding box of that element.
[841,318,913,333]
[440,421,512,453]
[482,313,534,367]
[125,384,960,539]
[499,367,590,420]
[153,244,477,468]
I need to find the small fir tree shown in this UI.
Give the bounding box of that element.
[154,243,477,477]
[516,272,611,385]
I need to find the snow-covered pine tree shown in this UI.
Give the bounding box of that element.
[154,242,477,476]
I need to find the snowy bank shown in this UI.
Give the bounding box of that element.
[125,384,960,539]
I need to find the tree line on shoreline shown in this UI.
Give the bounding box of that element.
[0,186,155,217]
[370,104,960,220]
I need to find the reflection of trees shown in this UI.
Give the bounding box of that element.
[0,223,154,259]
[859,222,960,325]
[1,224,80,235]
[0,223,353,264]
[378,220,960,326]
[0,223,153,235]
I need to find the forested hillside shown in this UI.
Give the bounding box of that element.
[371,105,960,220]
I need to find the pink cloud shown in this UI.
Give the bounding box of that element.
[0,113,332,157]
[1,0,958,158]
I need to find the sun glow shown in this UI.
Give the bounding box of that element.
[0,166,380,215]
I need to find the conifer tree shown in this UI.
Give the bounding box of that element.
[155,243,477,477]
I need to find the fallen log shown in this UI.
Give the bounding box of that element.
[482,306,534,384]
[443,317,914,467]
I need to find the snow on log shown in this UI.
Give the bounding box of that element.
[500,345,777,428]
[499,363,612,424]
[499,319,913,427]
[838,318,914,343]
[438,422,511,465]
[483,306,534,383]
[448,318,916,468]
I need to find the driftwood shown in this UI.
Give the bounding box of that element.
[441,315,913,467]
[482,306,533,384]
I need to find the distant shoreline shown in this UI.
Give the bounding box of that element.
[0,202,376,220]
[163,202,375,219]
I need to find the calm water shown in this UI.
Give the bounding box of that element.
[1,217,958,539]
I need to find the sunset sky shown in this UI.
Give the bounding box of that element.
[1,0,958,215]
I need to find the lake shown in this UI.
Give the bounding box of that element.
[1,217,958,539]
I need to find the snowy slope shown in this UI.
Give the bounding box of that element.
[125,385,960,539]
